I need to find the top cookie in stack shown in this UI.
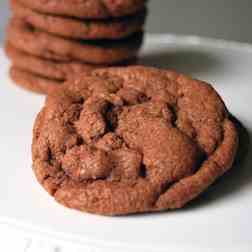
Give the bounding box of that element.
[6,0,147,94]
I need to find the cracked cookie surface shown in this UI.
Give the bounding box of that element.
[32,66,238,215]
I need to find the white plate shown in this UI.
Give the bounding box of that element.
[0,34,252,252]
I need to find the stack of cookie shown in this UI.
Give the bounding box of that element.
[5,0,147,94]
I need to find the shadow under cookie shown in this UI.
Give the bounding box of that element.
[140,49,224,77]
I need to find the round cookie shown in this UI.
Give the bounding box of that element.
[32,66,238,216]
[7,18,143,64]
[11,0,146,40]
[10,67,61,94]
[17,0,146,19]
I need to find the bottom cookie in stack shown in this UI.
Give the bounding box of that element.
[6,42,98,93]
[9,67,62,94]
[5,43,138,94]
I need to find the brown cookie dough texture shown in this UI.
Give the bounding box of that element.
[11,0,146,40]
[17,0,147,19]
[7,18,143,64]
[32,66,238,215]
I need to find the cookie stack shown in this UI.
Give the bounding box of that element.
[5,0,147,94]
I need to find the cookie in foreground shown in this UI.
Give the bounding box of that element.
[32,66,238,216]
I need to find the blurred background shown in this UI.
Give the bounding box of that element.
[0,0,252,44]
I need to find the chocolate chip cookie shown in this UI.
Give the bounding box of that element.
[32,66,238,215]
[17,0,146,19]
[7,18,143,64]
[11,0,146,40]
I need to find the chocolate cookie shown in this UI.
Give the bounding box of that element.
[6,43,138,94]
[17,0,146,19]
[7,18,143,64]
[10,67,60,94]
[11,0,146,40]
[32,66,238,215]
[6,43,98,82]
